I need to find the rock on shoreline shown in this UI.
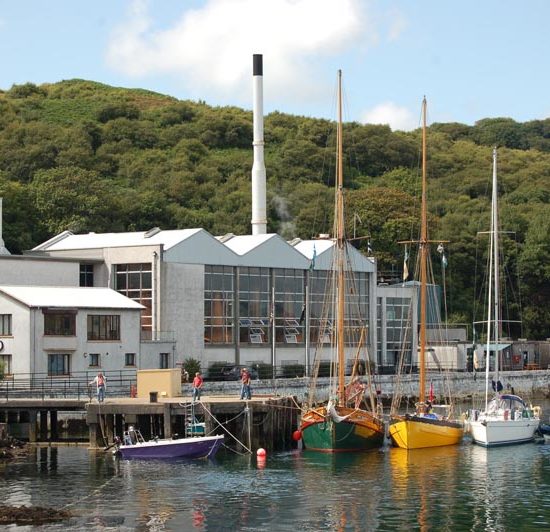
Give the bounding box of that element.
[0,505,72,526]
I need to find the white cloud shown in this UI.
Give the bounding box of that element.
[105,0,376,106]
[361,102,418,131]
[387,8,407,42]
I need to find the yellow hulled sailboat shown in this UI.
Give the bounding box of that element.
[388,97,463,450]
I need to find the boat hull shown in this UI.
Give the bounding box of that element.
[301,406,384,452]
[118,434,224,459]
[389,415,463,449]
[469,418,538,447]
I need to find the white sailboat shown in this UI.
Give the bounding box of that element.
[469,147,539,446]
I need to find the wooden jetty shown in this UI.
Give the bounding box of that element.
[0,394,300,453]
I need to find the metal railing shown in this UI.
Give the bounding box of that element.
[0,370,137,401]
[140,330,176,342]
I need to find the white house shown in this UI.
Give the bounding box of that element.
[0,285,148,376]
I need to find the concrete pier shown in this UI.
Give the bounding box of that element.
[85,395,299,452]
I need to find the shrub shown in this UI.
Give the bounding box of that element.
[256,363,273,380]
[182,357,201,380]
[205,361,227,380]
[9,82,47,98]
[281,364,305,378]
[317,361,332,378]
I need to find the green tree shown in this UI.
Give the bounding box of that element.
[31,167,119,234]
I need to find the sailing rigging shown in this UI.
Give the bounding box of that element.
[299,70,384,452]
[468,147,540,446]
[388,97,464,450]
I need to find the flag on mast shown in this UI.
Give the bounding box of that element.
[403,246,409,282]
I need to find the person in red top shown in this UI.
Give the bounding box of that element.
[192,372,203,401]
[240,368,252,400]
[89,372,107,402]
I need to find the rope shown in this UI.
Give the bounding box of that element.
[221,441,249,456]
[201,404,253,454]
[62,475,119,510]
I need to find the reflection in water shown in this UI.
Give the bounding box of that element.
[389,445,461,531]
[0,441,549,530]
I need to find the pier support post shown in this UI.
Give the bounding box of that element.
[115,414,124,438]
[28,409,37,443]
[39,410,48,441]
[246,405,252,453]
[50,410,58,441]
[204,403,215,436]
[163,403,172,438]
[105,414,114,444]
[89,422,99,449]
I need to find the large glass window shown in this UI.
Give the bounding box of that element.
[204,265,234,344]
[0,314,12,336]
[115,263,152,332]
[273,269,305,344]
[386,297,412,366]
[44,311,76,336]
[377,297,383,366]
[238,267,270,344]
[48,353,70,376]
[309,270,369,346]
[87,315,121,341]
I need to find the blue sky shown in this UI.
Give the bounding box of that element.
[0,0,549,130]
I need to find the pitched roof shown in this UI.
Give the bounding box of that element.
[0,286,144,309]
[32,228,202,252]
[219,234,276,255]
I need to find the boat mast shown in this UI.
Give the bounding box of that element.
[484,149,496,409]
[336,70,346,404]
[492,147,500,381]
[418,97,428,403]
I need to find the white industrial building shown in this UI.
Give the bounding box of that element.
[0,55,423,379]
[22,228,416,375]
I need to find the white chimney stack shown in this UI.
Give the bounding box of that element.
[251,54,267,235]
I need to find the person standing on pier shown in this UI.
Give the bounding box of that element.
[240,368,252,400]
[89,372,107,402]
[192,372,203,401]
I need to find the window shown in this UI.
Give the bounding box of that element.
[309,270,369,347]
[48,353,70,376]
[125,353,136,367]
[0,354,12,375]
[88,353,100,367]
[80,264,94,287]
[204,265,235,345]
[115,263,152,332]
[87,315,121,341]
[274,269,305,344]
[160,352,170,369]
[238,267,271,344]
[44,311,76,336]
[385,297,413,367]
[0,314,12,336]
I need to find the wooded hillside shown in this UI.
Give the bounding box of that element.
[1,80,549,338]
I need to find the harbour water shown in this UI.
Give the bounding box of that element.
[1,435,550,531]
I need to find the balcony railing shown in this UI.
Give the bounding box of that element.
[140,330,176,342]
[0,370,137,401]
